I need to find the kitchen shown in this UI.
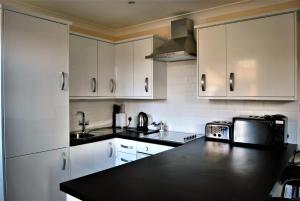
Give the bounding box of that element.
[1,0,300,201]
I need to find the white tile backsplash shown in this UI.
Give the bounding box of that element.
[69,60,299,144]
[70,100,117,131]
[122,61,299,144]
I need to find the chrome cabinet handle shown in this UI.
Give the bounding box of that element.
[229,73,234,91]
[62,152,67,170]
[145,77,149,92]
[121,158,131,163]
[110,79,115,93]
[121,144,133,149]
[201,74,206,91]
[109,142,113,158]
[61,72,65,91]
[91,78,97,93]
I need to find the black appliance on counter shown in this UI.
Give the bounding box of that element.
[112,104,121,129]
[232,114,288,147]
[136,112,149,131]
[205,121,232,142]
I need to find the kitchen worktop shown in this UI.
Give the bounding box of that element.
[61,138,296,201]
[70,128,200,147]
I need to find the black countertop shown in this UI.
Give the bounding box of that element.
[61,138,296,201]
[70,128,195,147]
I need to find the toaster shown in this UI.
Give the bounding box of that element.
[205,121,232,141]
[232,114,288,147]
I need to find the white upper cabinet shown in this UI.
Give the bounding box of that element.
[98,41,116,97]
[197,12,297,100]
[116,36,167,99]
[227,13,295,98]
[198,25,227,97]
[115,42,134,97]
[133,38,153,97]
[4,10,69,157]
[70,34,98,97]
[69,34,167,99]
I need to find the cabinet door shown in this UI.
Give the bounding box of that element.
[4,10,69,158]
[115,42,134,97]
[115,138,137,154]
[70,140,115,179]
[227,13,295,98]
[133,38,153,97]
[6,148,69,201]
[70,143,96,179]
[136,141,173,155]
[198,25,227,97]
[98,41,116,96]
[116,152,137,166]
[70,34,98,97]
[94,140,115,171]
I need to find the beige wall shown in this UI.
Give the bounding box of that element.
[1,0,300,41]
[113,0,300,40]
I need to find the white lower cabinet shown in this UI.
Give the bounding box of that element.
[67,195,81,201]
[70,139,115,179]
[114,138,137,154]
[114,138,137,166]
[6,148,69,201]
[69,138,174,177]
[136,141,173,155]
[116,152,137,166]
[67,138,174,200]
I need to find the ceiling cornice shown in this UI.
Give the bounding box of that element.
[0,0,116,35]
[0,0,298,39]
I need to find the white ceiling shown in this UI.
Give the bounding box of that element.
[20,0,244,28]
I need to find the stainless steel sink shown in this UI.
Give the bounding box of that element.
[89,128,123,134]
[70,132,95,139]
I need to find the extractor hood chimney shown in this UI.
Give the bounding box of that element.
[146,18,197,62]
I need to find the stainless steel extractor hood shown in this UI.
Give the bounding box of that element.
[146,18,196,62]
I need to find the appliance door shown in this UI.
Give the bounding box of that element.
[4,10,69,158]
[233,119,274,146]
[137,152,152,160]
[6,148,69,201]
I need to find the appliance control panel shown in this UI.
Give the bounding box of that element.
[205,121,232,141]
[183,134,197,142]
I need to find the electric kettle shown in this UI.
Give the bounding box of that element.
[137,112,148,131]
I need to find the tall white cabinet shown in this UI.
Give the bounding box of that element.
[197,12,297,100]
[3,10,70,200]
[6,148,69,201]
